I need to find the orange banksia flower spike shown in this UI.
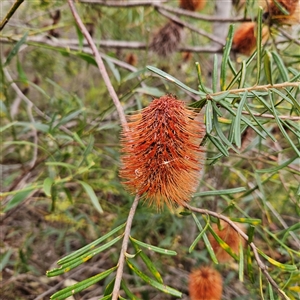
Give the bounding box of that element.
[208,220,246,263]
[232,22,269,56]
[120,95,205,209]
[189,266,223,300]
[179,0,207,11]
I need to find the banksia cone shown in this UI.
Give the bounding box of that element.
[232,22,269,56]
[208,220,246,263]
[189,266,223,300]
[150,21,184,56]
[120,95,205,209]
[179,0,206,11]
[265,0,300,24]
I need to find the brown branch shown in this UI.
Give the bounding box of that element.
[67,0,127,128]
[0,0,24,31]
[155,3,253,23]
[112,195,140,300]
[185,204,290,300]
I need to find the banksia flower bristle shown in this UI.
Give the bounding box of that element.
[179,0,207,11]
[120,95,205,209]
[208,220,246,263]
[232,22,269,56]
[150,21,184,56]
[189,266,223,300]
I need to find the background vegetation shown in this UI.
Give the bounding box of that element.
[1,0,299,299]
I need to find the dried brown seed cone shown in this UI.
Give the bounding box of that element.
[149,21,184,57]
[189,266,223,300]
[232,22,269,56]
[179,0,207,11]
[208,220,246,263]
[120,95,205,209]
[125,53,138,66]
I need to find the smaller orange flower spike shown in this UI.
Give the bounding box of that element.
[189,266,223,300]
[232,22,269,56]
[208,220,246,263]
[120,95,205,209]
[266,0,300,24]
[179,0,207,11]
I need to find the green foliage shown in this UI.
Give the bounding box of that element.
[1,1,299,299]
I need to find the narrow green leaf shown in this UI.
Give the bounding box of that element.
[193,187,246,197]
[47,235,122,276]
[55,108,85,128]
[207,134,229,157]
[3,188,34,212]
[212,91,231,102]
[4,32,28,66]
[246,246,255,283]
[103,278,115,296]
[129,236,177,256]
[256,7,263,84]
[234,91,248,148]
[269,91,300,156]
[229,217,261,225]
[78,180,103,214]
[75,23,84,50]
[256,156,297,173]
[212,54,218,93]
[192,214,218,264]
[247,226,255,244]
[238,241,244,282]
[220,99,266,139]
[121,280,142,300]
[135,86,164,97]
[239,60,247,88]
[196,62,208,93]
[227,51,256,90]
[43,177,54,197]
[220,24,234,91]
[208,224,239,261]
[17,56,28,83]
[264,50,273,85]
[284,88,300,113]
[257,248,297,271]
[105,58,121,84]
[205,101,213,134]
[268,283,275,300]
[131,241,163,283]
[57,222,125,265]
[126,258,182,298]
[189,220,209,253]
[146,66,205,96]
[0,250,13,272]
[78,134,95,167]
[0,121,17,132]
[50,266,117,300]
[271,51,289,81]
[259,268,265,300]
[244,103,277,142]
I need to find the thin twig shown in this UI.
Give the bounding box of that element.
[79,0,167,7]
[0,0,24,31]
[185,204,290,300]
[112,195,140,300]
[157,8,225,46]
[211,81,300,96]
[67,0,128,128]
[276,26,300,46]
[241,110,300,121]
